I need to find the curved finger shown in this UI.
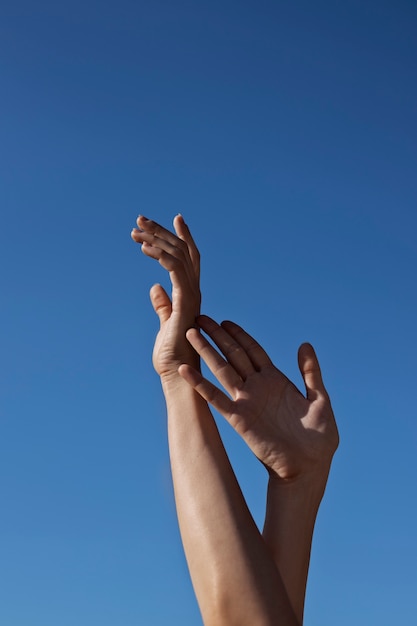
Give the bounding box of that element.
[136,215,188,250]
[133,217,198,292]
[218,320,272,370]
[132,228,186,259]
[141,242,190,280]
[196,315,254,380]
[185,328,243,396]
[178,364,234,417]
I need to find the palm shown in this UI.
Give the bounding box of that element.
[152,305,199,376]
[227,366,336,480]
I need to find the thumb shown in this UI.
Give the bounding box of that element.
[298,343,327,401]
[150,284,172,324]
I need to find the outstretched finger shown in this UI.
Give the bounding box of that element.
[219,320,272,370]
[298,343,328,401]
[173,214,200,278]
[178,364,234,417]
[197,315,255,380]
[185,328,243,395]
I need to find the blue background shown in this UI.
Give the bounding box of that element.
[1,1,416,624]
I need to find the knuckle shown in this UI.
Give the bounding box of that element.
[172,245,187,261]
[143,218,157,231]
[224,342,241,356]
[152,223,163,237]
[177,238,188,252]
[214,361,228,376]
[203,384,218,404]
[159,253,177,270]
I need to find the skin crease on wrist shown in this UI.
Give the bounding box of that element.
[132,215,338,625]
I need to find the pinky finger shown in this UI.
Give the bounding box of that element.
[178,364,233,417]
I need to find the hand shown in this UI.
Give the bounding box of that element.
[131,215,201,379]
[179,316,339,481]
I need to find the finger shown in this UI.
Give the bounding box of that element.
[185,328,243,395]
[149,283,172,324]
[134,218,197,291]
[178,364,234,417]
[173,214,200,278]
[218,320,272,370]
[298,343,327,401]
[133,228,186,259]
[131,227,142,242]
[136,215,188,251]
[196,315,254,380]
[140,242,189,286]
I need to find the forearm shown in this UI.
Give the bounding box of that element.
[162,374,299,626]
[262,471,330,624]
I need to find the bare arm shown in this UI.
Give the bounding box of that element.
[132,216,298,626]
[179,316,339,622]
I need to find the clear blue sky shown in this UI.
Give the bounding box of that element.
[1,1,416,624]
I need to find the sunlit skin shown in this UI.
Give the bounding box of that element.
[179,317,339,482]
[132,215,338,625]
[131,214,201,377]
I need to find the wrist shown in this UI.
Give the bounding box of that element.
[160,367,200,397]
[267,469,330,516]
[160,369,188,390]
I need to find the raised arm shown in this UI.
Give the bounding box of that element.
[131,216,298,626]
[179,316,339,623]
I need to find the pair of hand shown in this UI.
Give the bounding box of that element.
[131,216,339,482]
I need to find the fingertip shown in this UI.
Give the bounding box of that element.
[197,314,215,326]
[141,241,153,254]
[298,341,315,359]
[173,213,189,239]
[149,282,167,302]
[298,342,319,372]
[137,215,152,232]
[298,342,326,396]
[178,363,202,386]
[185,327,199,341]
[178,363,193,377]
[149,282,162,294]
[220,320,245,337]
[173,213,182,228]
